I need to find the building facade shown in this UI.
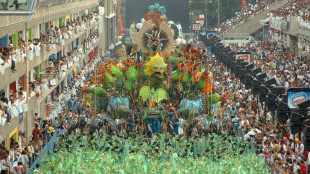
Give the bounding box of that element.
[0,0,100,150]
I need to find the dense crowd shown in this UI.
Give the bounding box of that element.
[229,32,310,89]
[270,0,309,19]
[270,0,310,30]
[217,0,281,33]
[0,51,102,173]
[217,0,310,33]
[223,17,309,172]
[0,24,99,133]
[207,51,309,174]
[298,37,310,56]
[0,15,100,174]
[0,12,100,75]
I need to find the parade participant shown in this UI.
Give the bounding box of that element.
[198,115,205,129]
[232,116,240,136]
[177,116,184,135]
[115,116,120,126]
[167,107,178,134]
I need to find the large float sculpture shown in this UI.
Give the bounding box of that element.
[84,3,226,131]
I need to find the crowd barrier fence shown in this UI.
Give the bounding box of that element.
[26,130,60,174]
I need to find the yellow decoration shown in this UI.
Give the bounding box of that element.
[145,53,167,76]
[74,68,77,76]
[66,15,71,22]
[7,126,18,150]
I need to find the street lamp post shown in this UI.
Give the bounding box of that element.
[204,1,212,33]
[204,0,207,32]
[217,0,223,40]
[190,12,194,33]
[217,0,220,27]
[189,0,194,33]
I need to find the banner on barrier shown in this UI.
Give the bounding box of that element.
[236,52,251,63]
[270,20,282,31]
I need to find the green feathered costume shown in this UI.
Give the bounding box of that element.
[38,132,270,173]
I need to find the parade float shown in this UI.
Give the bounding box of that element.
[83,2,226,130]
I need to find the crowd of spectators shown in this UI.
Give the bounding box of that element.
[207,60,309,174]
[230,22,310,89]
[0,87,27,130]
[298,37,310,55]
[217,0,281,33]
[219,16,309,172]
[0,97,64,173]
[0,11,100,172]
[0,13,100,133]
[217,0,310,33]
[229,30,310,89]
[0,132,33,174]
[270,0,309,19]
[0,39,37,74]
[0,12,101,75]
[0,49,102,173]
[0,33,98,134]
[269,0,310,29]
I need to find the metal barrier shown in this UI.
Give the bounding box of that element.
[26,100,80,173]
[26,130,60,174]
[72,101,79,114]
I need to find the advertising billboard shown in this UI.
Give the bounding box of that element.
[236,52,251,63]
[287,88,310,110]
[269,20,282,31]
[206,31,218,37]
[193,24,201,31]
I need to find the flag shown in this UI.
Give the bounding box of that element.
[28,0,36,22]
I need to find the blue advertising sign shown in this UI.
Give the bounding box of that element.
[287,88,310,110]
[206,31,218,38]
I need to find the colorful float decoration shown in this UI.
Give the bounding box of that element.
[130,3,183,46]
[84,3,226,129]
